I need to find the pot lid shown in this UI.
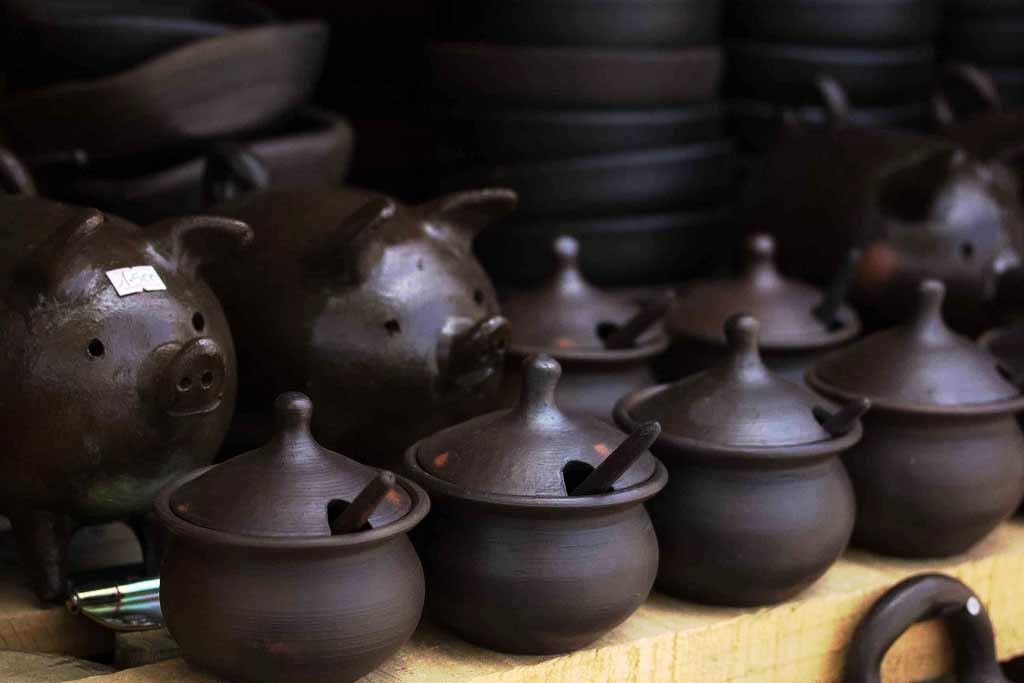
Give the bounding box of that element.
[626,314,839,448]
[502,235,667,356]
[170,393,412,537]
[415,354,659,496]
[666,234,860,349]
[810,280,1020,408]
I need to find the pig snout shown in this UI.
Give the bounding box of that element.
[439,315,509,391]
[158,338,227,416]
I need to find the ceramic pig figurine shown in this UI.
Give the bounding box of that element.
[0,192,251,602]
[210,186,515,467]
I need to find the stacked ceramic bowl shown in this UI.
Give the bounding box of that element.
[0,0,351,223]
[428,0,736,287]
[944,0,1024,106]
[727,0,941,152]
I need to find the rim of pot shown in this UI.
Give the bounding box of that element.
[402,442,668,510]
[673,321,861,353]
[508,334,669,364]
[806,368,1024,417]
[154,467,431,551]
[614,384,863,462]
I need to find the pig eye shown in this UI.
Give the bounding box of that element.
[192,312,205,332]
[86,339,105,359]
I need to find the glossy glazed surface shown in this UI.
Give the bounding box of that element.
[0,194,250,600]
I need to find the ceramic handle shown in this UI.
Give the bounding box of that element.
[570,421,660,496]
[844,574,1007,683]
[813,398,870,438]
[813,248,862,330]
[201,142,270,205]
[603,291,674,351]
[0,146,36,196]
[932,63,1002,129]
[329,471,397,535]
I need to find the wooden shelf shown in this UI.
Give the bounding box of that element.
[30,518,1024,683]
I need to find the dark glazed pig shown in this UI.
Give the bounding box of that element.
[211,186,515,466]
[0,193,251,602]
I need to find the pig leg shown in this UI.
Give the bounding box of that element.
[128,514,166,577]
[8,508,74,603]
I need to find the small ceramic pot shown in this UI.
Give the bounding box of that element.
[157,393,429,683]
[404,354,667,654]
[808,280,1024,557]
[0,186,251,602]
[499,236,669,421]
[617,314,867,606]
[660,234,860,384]
[845,574,1008,683]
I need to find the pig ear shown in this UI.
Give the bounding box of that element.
[15,210,104,295]
[418,188,518,248]
[0,146,36,196]
[304,197,397,282]
[150,215,253,276]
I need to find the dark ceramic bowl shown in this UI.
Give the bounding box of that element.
[2,0,274,87]
[729,0,940,46]
[948,18,1024,66]
[476,206,736,286]
[0,22,328,163]
[403,445,667,654]
[42,109,354,223]
[438,0,722,47]
[615,388,859,606]
[428,43,724,107]
[436,104,725,166]
[446,141,736,218]
[728,42,935,105]
[730,99,928,153]
[157,468,431,683]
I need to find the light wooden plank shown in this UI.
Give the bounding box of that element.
[0,651,112,682]
[72,519,1024,683]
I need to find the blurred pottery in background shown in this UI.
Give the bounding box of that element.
[729,0,939,46]
[617,314,866,605]
[158,393,429,683]
[210,186,515,467]
[0,179,251,601]
[808,280,1024,557]
[404,354,666,654]
[498,236,669,421]
[660,234,860,383]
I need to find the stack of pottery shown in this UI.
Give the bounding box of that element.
[429,0,736,286]
[727,0,940,152]
[0,0,350,223]
[944,0,1024,106]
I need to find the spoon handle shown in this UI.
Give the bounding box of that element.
[571,421,660,496]
[603,291,674,351]
[813,248,862,330]
[329,471,396,535]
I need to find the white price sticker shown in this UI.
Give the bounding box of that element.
[105,266,167,297]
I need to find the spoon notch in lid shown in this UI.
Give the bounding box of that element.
[170,392,412,537]
[415,354,660,497]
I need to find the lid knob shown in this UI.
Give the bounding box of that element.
[743,234,782,286]
[551,235,588,294]
[274,391,314,435]
[516,354,562,421]
[911,279,950,340]
[725,313,770,380]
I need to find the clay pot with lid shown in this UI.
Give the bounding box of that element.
[156,392,429,683]
[616,314,867,606]
[403,354,667,654]
[808,280,1024,557]
[660,233,861,383]
[499,235,670,421]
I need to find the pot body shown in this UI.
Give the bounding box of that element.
[845,409,1024,557]
[500,353,657,422]
[411,494,658,654]
[161,535,424,683]
[655,337,835,385]
[650,452,854,606]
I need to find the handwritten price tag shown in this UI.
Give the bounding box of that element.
[105,266,167,296]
